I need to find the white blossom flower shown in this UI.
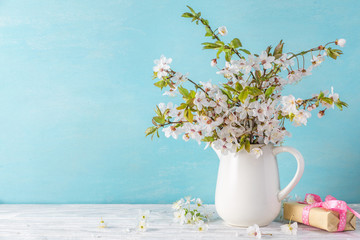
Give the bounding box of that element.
[138,210,150,221]
[194,91,208,111]
[287,70,302,84]
[163,125,182,139]
[218,26,228,36]
[281,95,297,115]
[174,209,186,223]
[246,224,262,239]
[171,72,188,86]
[293,110,311,126]
[247,54,260,71]
[335,38,346,47]
[274,53,294,70]
[195,220,209,232]
[98,217,106,228]
[259,51,275,69]
[311,54,325,67]
[153,55,172,79]
[280,222,298,235]
[137,220,147,232]
[163,86,178,97]
[172,199,184,210]
[235,99,252,119]
[195,198,203,207]
[251,148,263,159]
[158,102,173,113]
[184,196,194,204]
[249,101,268,122]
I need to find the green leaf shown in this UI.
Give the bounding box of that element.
[177,103,187,110]
[245,140,250,153]
[221,89,232,100]
[202,42,221,49]
[205,26,213,37]
[155,105,162,116]
[178,86,189,97]
[154,80,167,89]
[238,89,249,103]
[225,51,231,62]
[201,136,215,142]
[223,84,238,93]
[153,116,165,124]
[186,5,196,14]
[230,38,242,48]
[248,87,263,97]
[181,12,194,18]
[235,82,243,91]
[184,108,194,123]
[216,48,223,58]
[145,126,157,137]
[238,48,251,55]
[265,86,276,98]
[321,97,334,105]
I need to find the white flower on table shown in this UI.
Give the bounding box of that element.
[173,209,186,223]
[172,198,184,210]
[246,224,262,239]
[259,51,275,70]
[138,210,150,221]
[195,220,209,232]
[251,148,263,159]
[281,222,298,235]
[137,220,147,232]
[184,196,194,204]
[195,198,203,207]
[218,26,228,36]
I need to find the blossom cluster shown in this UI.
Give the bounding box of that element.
[172,196,210,232]
[146,5,348,154]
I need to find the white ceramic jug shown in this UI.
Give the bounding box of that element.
[213,144,304,227]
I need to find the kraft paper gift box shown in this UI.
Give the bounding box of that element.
[283,202,356,232]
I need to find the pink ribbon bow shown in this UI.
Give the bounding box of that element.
[300,193,360,231]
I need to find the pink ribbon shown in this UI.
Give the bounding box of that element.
[300,193,360,231]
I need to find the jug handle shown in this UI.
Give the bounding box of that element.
[273,146,305,201]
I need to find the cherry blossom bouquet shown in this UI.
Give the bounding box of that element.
[145,6,347,154]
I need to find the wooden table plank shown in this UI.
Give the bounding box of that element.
[0,204,358,239]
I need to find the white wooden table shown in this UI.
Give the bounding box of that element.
[0,204,359,239]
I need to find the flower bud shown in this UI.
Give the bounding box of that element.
[311,104,316,110]
[317,110,325,118]
[318,45,325,50]
[218,26,228,36]
[335,39,346,47]
[307,106,313,111]
[211,58,217,67]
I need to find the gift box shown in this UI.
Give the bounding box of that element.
[284,202,356,232]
